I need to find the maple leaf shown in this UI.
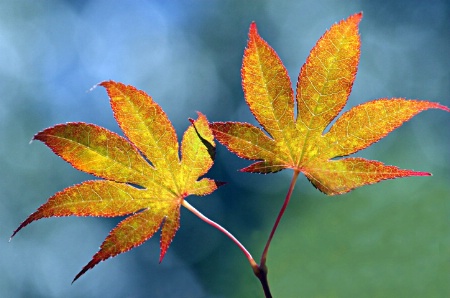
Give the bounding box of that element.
[211,13,449,195]
[11,81,220,282]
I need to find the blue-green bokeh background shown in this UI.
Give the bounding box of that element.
[1,1,448,297]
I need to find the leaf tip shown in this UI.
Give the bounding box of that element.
[32,127,52,144]
[99,80,116,89]
[32,130,43,143]
[72,258,97,284]
[158,252,166,264]
[10,230,18,241]
[248,22,260,41]
[72,271,84,284]
[413,171,432,177]
[215,180,227,188]
[10,216,36,240]
[435,103,450,112]
[348,12,363,25]
[99,80,126,99]
[338,12,362,30]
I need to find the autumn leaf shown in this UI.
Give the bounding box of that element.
[211,13,449,195]
[11,81,220,282]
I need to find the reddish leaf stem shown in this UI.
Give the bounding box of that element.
[183,170,299,298]
[183,200,274,297]
[256,171,300,291]
[182,200,258,270]
[261,170,299,266]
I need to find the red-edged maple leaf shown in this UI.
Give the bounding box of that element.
[211,13,449,195]
[12,81,220,282]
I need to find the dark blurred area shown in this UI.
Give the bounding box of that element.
[1,0,448,297]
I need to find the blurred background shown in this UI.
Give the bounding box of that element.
[1,0,449,297]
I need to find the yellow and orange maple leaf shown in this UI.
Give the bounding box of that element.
[211,13,449,195]
[12,81,221,282]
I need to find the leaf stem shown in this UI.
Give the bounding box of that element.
[184,200,276,297]
[260,170,300,267]
[183,170,299,298]
[182,200,258,270]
